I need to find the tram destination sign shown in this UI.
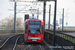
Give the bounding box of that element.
[29,21,41,25]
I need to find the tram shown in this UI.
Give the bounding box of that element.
[24,19,44,43]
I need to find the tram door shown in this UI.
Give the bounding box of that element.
[25,25,28,41]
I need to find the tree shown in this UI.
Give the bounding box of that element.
[0,15,23,27]
[16,17,23,27]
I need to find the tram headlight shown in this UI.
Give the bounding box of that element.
[38,37,41,40]
[28,36,31,39]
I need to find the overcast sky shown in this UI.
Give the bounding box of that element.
[0,0,75,26]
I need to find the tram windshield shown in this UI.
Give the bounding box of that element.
[29,21,41,34]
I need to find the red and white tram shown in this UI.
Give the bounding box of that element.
[24,19,44,43]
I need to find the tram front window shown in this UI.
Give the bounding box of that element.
[29,21,41,34]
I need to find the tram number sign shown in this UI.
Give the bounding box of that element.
[32,40,37,41]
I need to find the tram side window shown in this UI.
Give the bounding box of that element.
[42,26,43,34]
[25,25,27,34]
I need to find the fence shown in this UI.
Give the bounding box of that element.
[44,30,75,50]
[0,27,24,33]
[45,24,75,31]
[0,27,24,30]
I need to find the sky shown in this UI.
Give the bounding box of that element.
[0,0,75,26]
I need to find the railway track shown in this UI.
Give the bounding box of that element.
[0,34,50,50]
[0,34,15,46]
[39,45,44,50]
[23,45,46,50]
[21,42,50,50]
[0,34,23,50]
[13,36,22,50]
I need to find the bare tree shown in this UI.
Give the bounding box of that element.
[0,15,23,27]
[16,17,23,27]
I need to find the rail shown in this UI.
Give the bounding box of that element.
[13,36,22,50]
[24,45,31,50]
[0,35,15,48]
[0,34,23,50]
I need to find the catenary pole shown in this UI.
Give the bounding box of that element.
[14,2,16,33]
[53,0,57,46]
[62,8,64,31]
[48,5,51,29]
[43,1,46,29]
